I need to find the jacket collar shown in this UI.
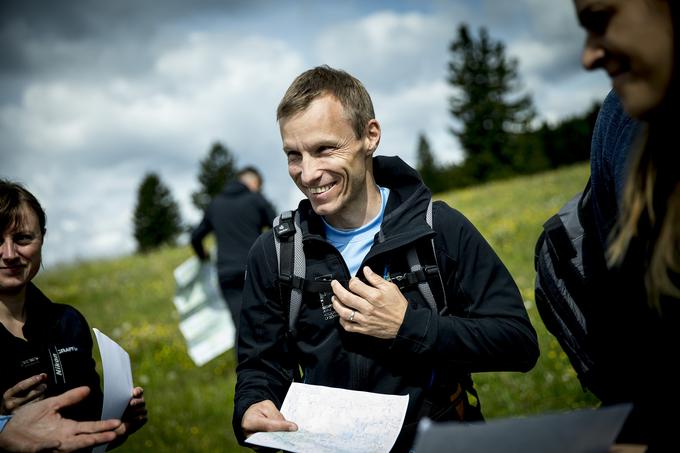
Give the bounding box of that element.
[0,283,55,341]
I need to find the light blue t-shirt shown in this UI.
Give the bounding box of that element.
[323,186,390,277]
[0,415,10,432]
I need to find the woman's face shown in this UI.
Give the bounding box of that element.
[575,0,673,119]
[0,205,43,296]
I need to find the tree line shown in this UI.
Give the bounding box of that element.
[132,142,236,252]
[417,24,599,193]
[133,23,599,252]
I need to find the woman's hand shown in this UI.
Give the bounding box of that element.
[105,387,148,450]
[1,373,48,415]
[120,386,148,435]
[118,387,148,436]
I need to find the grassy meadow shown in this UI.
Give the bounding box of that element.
[35,163,597,452]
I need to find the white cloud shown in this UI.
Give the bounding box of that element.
[510,40,560,75]
[315,10,455,91]
[529,72,611,125]
[2,30,306,266]
[374,79,462,165]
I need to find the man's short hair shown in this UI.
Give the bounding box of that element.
[277,65,375,139]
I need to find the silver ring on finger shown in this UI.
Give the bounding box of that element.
[348,310,356,323]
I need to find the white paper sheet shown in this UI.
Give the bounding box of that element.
[173,256,235,366]
[92,328,134,453]
[246,383,409,453]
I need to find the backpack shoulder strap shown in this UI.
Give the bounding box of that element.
[415,200,481,420]
[534,176,604,390]
[406,199,448,313]
[273,210,305,336]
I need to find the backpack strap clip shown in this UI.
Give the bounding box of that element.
[392,265,440,287]
[278,273,305,291]
[274,210,296,240]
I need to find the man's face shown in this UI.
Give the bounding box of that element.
[575,0,673,119]
[280,94,380,229]
[0,206,43,295]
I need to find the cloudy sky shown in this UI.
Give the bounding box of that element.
[0,0,610,267]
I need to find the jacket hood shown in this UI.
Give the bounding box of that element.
[296,155,433,244]
[373,155,432,238]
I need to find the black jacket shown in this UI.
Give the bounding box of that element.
[191,181,276,284]
[587,247,679,450]
[1,283,102,421]
[233,156,538,449]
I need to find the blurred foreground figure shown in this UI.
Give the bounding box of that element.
[0,179,147,450]
[571,0,679,449]
[0,387,120,452]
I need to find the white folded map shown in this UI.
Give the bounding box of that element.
[247,383,409,453]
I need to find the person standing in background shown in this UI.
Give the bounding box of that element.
[191,167,276,332]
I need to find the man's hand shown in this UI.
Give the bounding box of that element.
[0,386,121,453]
[331,266,408,339]
[2,374,48,415]
[241,400,297,438]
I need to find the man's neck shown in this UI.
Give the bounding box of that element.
[325,183,382,230]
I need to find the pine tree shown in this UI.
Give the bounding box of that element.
[133,172,183,252]
[416,133,445,193]
[191,142,237,211]
[448,24,535,182]
[539,101,601,167]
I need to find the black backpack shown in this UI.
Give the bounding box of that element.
[534,177,607,393]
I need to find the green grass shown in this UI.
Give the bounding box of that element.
[34,163,597,451]
[437,163,599,417]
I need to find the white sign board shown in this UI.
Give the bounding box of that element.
[173,256,235,366]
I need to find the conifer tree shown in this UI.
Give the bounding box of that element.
[416,133,445,193]
[133,172,183,252]
[191,142,237,211]
[448,24,535,182]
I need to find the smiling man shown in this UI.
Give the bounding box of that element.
[232,65,539,452]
